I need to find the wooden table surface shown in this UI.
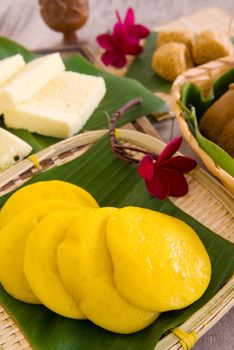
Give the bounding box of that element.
[0,1,233,349]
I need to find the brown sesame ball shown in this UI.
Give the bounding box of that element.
[157,29,194,52]
[192,30,233,65]
[151,42,193,82]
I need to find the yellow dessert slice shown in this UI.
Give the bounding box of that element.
[106,207,211,312]
[0,200,82,304]
[24,210,90,319]
[57,207,159,334]
[0,180,99,229]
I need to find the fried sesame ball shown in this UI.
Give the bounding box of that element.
[192,30,233,65]
[157,29,194,52]
[151,42,193,81]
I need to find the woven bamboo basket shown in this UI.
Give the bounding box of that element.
[172,56,234,195]
[0,129,233,350]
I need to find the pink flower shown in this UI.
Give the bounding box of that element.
[96,7,150,68]
[138,137,197,200]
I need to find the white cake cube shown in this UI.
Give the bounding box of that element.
[0,54,25,87]
[0,53,65,113]
[0,128,32,171]
[4,71,106,139]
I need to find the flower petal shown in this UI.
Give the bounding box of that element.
[163,170,189,197]
[113,22,126,46]
[145,172,169,200]
[129,24,150,39]
[124,7,134,27]
[161,156,197,173]
[121,38,143,55]
[101,48,127,68]
[138,154,154,181]
[114,52,127,68]
[97,7,149,68]
[157,136,183,163]
[101,51,118,66]
[96,34,114,50]
[115,10,122,23]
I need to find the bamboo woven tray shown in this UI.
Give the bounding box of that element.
[172,56,234,194]
[0,129,233,350]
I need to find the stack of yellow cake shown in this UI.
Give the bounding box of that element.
[0,180,211,334]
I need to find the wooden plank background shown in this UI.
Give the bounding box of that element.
[0,1,233,349]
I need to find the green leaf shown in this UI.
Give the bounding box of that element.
[213,68,234,101]
[126,32,172,92]
[181,81,212,120]
[0,135,233,350]
[189,107,234,177]
[180,72,234,177]
[0,37,168,151]
[180,95,234,177]
[0,36,36,61]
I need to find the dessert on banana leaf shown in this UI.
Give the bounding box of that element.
[152,29,233,82]
[0,181,211,334]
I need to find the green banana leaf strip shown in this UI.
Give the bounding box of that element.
[126,32,172,92]
[179,98,234,177]
[0,135,233,350]
[212,68,234,101]
[180,70,234,119]
[181,81,212,120]
[180,64,234,108]
[189,107,234,177]
[180,78,234,177]
[0,37,168,151]
[0,36,36,61]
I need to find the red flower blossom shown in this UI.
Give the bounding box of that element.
[96,7,149,68]
[138,137,197,200]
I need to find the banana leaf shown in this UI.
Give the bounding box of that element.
[0,36,36,62]
[183,105,234,177]
[180,79,234,177]
[0,37,167,152]
[212,68,234,101]
[181,81,212,119]
[126,32,172,92]
[0,135,233,350]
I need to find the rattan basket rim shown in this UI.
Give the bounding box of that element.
[0,129,233,350]
[172,56,234,195]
